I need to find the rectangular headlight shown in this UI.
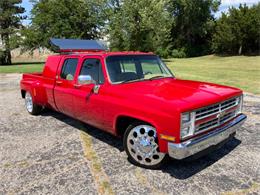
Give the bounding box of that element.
[180,112,195,139]
[181,112,190,123]
[236,95,243,114]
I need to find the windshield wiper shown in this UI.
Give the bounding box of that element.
[148,75,166,81]
[121,78,144,83]
[121,75,171,83]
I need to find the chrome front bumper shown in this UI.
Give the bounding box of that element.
[168,114,247,160]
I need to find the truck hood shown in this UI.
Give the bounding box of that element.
[111,78,242,112]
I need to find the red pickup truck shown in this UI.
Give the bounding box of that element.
[20,39,246,169]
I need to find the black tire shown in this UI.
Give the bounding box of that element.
[25,91,42,115]
[123,122,168,169]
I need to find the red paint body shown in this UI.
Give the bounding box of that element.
[20,52,242,153]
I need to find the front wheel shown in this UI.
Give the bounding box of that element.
[123,122,167,169]
[25,91,42,115]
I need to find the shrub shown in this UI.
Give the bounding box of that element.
[0,50,5,65]
[171,48,187,58]
[156,47,171,59]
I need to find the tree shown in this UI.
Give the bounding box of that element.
[0,0,25,65]
[22,0,106,51]
[108,0,172,57]
[212,3,260,55]
[168,0,220,57]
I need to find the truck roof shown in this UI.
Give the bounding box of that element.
[49,39,155,57]
[51,51,155,58]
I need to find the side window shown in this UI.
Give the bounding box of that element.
[79,59,104,84]
[60,58,78,80]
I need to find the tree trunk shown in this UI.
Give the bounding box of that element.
[0,50,12,65]
[238,45,242,55]
[1,34,12,65]
[3,50,11,65]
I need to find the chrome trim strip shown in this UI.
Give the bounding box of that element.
[168,114,247,160]
[195,97,239,120]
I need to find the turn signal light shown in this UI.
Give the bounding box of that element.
[160,134,176,142]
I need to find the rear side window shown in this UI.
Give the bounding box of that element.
[60,58,78,80]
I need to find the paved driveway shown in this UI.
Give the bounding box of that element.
[0,74,259,195]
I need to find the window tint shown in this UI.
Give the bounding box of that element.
[60,58,78,80]
[79,59,104,84]
[120,61,136,73]
[141,59,163,74]
[106,55,173,83]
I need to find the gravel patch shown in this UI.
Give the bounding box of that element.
[0,74,259,194]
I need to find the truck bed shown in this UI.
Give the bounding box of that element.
[22,72,43,79]
[20,72,57,110]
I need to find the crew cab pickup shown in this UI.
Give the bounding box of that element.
[20,39,247,169]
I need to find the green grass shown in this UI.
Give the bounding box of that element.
[0,62,44,73]
[165,55,260,95]
[0,55,259,94]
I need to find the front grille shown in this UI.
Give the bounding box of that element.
[196,118,219,132]
[220,110,236,124]
[195,97,239,133]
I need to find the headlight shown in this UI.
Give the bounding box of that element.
[180,112,195,139]
[181,112,190,123]
[236,95,243,114]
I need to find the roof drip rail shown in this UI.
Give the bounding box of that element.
[49,38,108,53]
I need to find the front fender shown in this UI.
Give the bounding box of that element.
[114,110,180,153]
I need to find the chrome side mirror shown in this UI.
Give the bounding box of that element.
[78,75,94,85]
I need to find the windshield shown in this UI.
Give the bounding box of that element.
[106,55,174,83]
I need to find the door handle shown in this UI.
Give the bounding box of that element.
[74,84,81,89]
[56,80,63,85]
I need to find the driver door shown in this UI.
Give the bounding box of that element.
[73,56,105,128]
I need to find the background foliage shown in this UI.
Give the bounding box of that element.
[0,0,259,65]
[21,0,106,51]
[212,3,260,55]
[0,0,25,65]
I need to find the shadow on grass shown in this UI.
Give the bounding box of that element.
[214,53,260,57]
[40,109,241,180]
[162,59,174,63]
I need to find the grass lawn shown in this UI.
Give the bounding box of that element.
[0,55,259,94]
[165,55,260,95]
[0,62,44,74]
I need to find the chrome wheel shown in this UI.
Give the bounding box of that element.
[126,125,166,166]
[25,92,33,113]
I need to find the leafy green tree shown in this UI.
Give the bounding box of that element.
[0,0,25,65]
[168,0,220,57]
[22,0,106,51]
[212,3,260,55]
[108,0,172,57]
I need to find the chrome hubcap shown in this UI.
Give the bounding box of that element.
[25,92,33,113]
[127,125,165,166]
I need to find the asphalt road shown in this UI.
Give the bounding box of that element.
[0,74,260,195]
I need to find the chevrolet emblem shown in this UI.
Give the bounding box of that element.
[217,111,226,118]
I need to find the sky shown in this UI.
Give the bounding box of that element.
[21,0,32,25]
[215,0,260,17]
[21,0,260,25]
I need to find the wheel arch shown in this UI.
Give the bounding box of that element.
[21,89,26,98]
[115,115,156,137]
